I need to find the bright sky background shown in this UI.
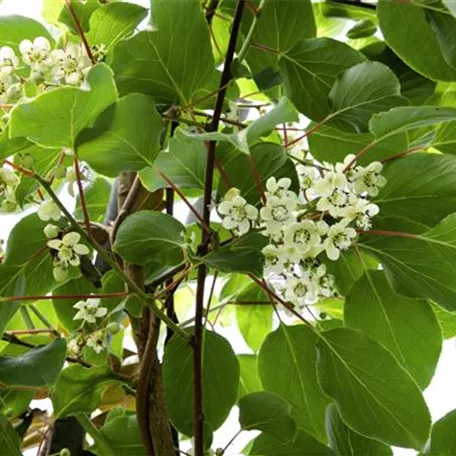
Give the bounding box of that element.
[1,1,456,455]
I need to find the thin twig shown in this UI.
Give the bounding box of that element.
[237,0,267,63]
[74,154,92,237]
[0,291,129,303]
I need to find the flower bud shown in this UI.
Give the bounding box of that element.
[53,265,68,283]
[106,322,121,335]
[21,153,35,169]
[2,199,17,213]
[60,449,71,456]
[44,224,59,239]
[223,187,240,202]
[53,164,66,179]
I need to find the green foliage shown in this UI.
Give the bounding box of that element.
[425,409,456,455]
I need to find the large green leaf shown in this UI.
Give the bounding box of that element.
[86,2,147,51]
[425,409,456,455]
[432,304,456,339]
[163,330,239,436]
[375,153,456,227]
[258,324,331,443]
[280,38,365,120]
[326,404,393,456]
[0,416,21,456]
[113,211,185,267]
[317,328,431,449]
[139,128,207,192]
[0,338,66,387]
[10,64,118,149]
[308,125,408,165]
[238,354,262,400]
[345,271,442,389]
[111,0,215,104]
[249,429,334,456]
[0,15,53,51]
[52,365,123,418]
[359,213,456,311]
[327,61,406,133]
[239,391,296,443]
[77,93,164,176]
[240,0,316,80]
[377,0,456,81]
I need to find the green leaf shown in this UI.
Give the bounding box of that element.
[325,249,377,296]
[378,0,456,81]
[58,0,100,34]
[111,0,215,104]
[218,142,299,205]
[239,391,296,443]
[113,211,185,266]
[317,328,431,449]
[52,365,123,418]
[0,390,34,419]
[345,271,442,389]
[77,93,164,176]
[359,213,456,311]
[238,354,262,400]
[326,404,393,456]
[139,128,207,192]
[369,106,456,141]
[249,429,334,456]
[240,0,316,81]
[75,177,112,223]
[0,272,24,340]
[92,413,146,456]
[280,38,365,120]
[86,2,148,51]
[425,409,456,455]
[375,153,456,227]
[432,304,456,339]
[163,330,239,436]
[308,124,408,165]
[328,61,406,133]
[0,416,21,456]
[0,338,66,387]
[10,64,118,149]
[236,285,272,352]
[0,15,53,51]
[347,19,377,40]
[202,248,265,277]
[258,324,331,443]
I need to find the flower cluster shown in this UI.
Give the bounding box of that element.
[217,154,386,308]
[0,37,98,107]
[0,166,20,212]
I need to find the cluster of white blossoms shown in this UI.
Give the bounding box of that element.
[0,167,20,212]
[217,154,386,308]
[0,37,101,106]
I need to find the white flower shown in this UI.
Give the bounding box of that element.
[296,164,317,190]
[44,224,60,239]
[262,244,287,274]
[90,44,107,63]
[354,162,387,196]
[52,43,91,85]
[218,194,258,235]
[67,339,81,356]
[300,257,327,278]
[38,200,61,221]
[260,195,297,234]
[284,276,316,303]
[47,232,90,268]
[0,72,18,103]
[343,198,379,230]
[19,37,53,70]
[313,273,336,297]
[65,166,77,197]
[313,171,347,198]
[0,167,19,196]
[0,47,19,74]
[283,220,321,255]
[86,330,106,353]
[73,298,107,324]
[265,177,294,198]
[323,219,357,261]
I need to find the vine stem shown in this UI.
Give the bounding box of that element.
[193,1,247,454]
[76,414,115,456]
[34,174,191,342]
[74,154,92,237]
[63,0,95,64]
[284,118,328,148]
[237,0,267,63]
[381,146,425,163]
[0,291,129,303]
[358,229,417,239]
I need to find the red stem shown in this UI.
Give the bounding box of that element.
[358,229,418,239]
[3,159,34,177]
[73,155,92,237]
[247,154,266,204]
[381,146,425,164]
[285,119,327,148]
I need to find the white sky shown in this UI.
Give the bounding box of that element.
[2,1,456,455]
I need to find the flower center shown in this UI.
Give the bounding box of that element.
[271,205,288,221]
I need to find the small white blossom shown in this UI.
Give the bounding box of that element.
[218,191,258,235]
[44,224,60,239]
[265,177,294,198]
[48,232,90,269]
[19,37,53,71]
[73,298,107,324]
[0,72,18,103]
[323,220,357,261]
[67,339,81,356]
[354,162,387,196]
[65,166,77,197]
[343,198,379,230]
[52,43,91,85]
[283,220,321,255]
[262,244,287,274]
[314,274,336,297]
[296,164,317,190]
[38,200,61,221]
[0,167,19,197]
[284,276,316,303]
[86,330,106,354]
[260,195,297,234]
[0,47,19,74]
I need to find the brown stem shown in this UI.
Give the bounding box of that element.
[1,291,129,303]
[285,118,328,148]
[380,146,425,163]
[3,159,34,177]
[63,0,95,64]
[74,154,92,237]
[205,0,220,24]
[358,229,418,239]
[247,154,266,204]
[193,2,247,454]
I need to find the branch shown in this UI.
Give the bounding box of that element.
[237,0,267,63]
[0,291,129,303]
[74,154,92,237]
[327,0,376,10]
[205,0,220,24]
[193,1,247,454]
